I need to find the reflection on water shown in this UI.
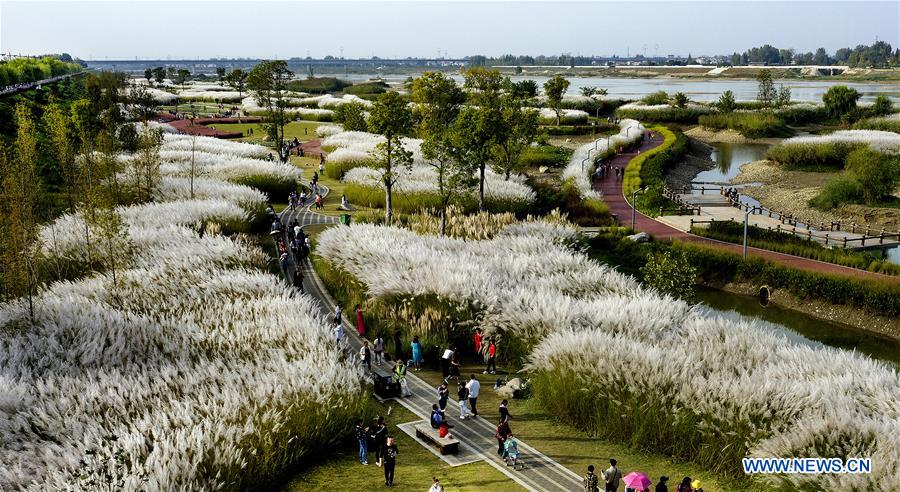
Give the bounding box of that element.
[696,286,900,366]
[693,142,770,183]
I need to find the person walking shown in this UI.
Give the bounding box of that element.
[473,327,483,355]
[603,458,623,492]
[360,341,372,371]
[448,346,461,381]
[371,416,387,467]
[484,338,497,374]
[383,436,398,487]
[437,381,450,414]
[333,319,344,344]
[654,476,669,492]
[334,303,342,325]
[466,375,480,417]
[495,418,511,456]
[674,477,692,492]
[498,399,510,422]
[292,268,304,293]
[373,333,384,366]
[457,381,470,420]
[354,419,369,465]
[440,346,452,380]
[410,336,423,371]
[584,465,600,492]
[355,304,366,337]
[428,477,444,492]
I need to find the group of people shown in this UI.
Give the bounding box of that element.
[724,187,740,201]
[354,417,399,486]
[593,162,621,181]
[583,459,705,492]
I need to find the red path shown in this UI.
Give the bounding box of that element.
[593,132,900,283]
[159,113,260,138]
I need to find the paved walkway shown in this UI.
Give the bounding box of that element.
[594,133,900,283]
[277,192,582,492]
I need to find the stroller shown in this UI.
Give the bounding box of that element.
[503,436,523,469]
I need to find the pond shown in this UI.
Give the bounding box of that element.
[693,142,770,184]
[696,286,900,367]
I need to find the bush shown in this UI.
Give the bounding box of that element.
[332,101,368,131]
[615,106,707,124]
[285,77,350,94]
[622,125,688,197]
[823,85,860,118]
[231,174,297,201]
[845,146,900,204]
[853,116,900,134]
[699,112,791,138]
[343,183,532,215]
[520,145,572,168]
[527,177,613,226]
[808,175,864,210]
[765,141,863,170]
[640,250,697,298]
[775,104,829,125]
[642,91,669,105]
[343,81,388,96]
[542,125,597,136]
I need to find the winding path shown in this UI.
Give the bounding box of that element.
[277,192,582,492]
[594,133,900,283]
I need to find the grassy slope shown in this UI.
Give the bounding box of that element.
[213,120,324,145]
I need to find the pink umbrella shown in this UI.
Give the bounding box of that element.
[622,472,652,490]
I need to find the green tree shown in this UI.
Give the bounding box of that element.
[671,92,689,109]
[144,68,153,85]
[44,103,78,210]
[823,85,860,118]
[127,85,157,121]
[508,79,538,100]
[0,105,42,321]
[717,90,736,113]
[640,250,697,299]
[224,69,249,100]
[129,124,164,203]
[216,66,226,81]
[333,101,368,131]
[247,61,294,149]
[152,66,165,84]
[871,95,893,117]
[493,96,538,180]
[580,86,598,97]
[459,68,505,210]
[846,147,900,204]
[642,91,669,105]
[775,85,792,107]
[412,72,475,235]
[367,91,414,225]
[756,69,776,106]
[543,75,570,125]
[175,69,191,90]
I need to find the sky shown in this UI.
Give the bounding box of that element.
[2,1,898,60]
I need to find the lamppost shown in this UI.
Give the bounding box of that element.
[743,205,754,259]
[631,187,646,231]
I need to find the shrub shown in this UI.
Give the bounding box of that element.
[332,101,368,131]
[521,145,572,168]
[765,141,864,170]
[622,125,688,198]
[343,81,388,96]
[853,116,900,134]
[870,95,893,117]
[845,147,900,204]
[808,175,863,210]
[642,90,669,105]
[823,85,860,118]
[698,112,791,138]
[640,250,697,298]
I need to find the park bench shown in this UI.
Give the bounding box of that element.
[414,423,460,455]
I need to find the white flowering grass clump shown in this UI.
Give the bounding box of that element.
[176,89,243,102]
[562,119,645,200]
[159,150,301,185]
[778,129,900,154]
[241,97,335,121]
[317,222,900,491]
[535,107,589,124]
[162,133,269,158]
[316,123,345,138]
[142,86,178,104]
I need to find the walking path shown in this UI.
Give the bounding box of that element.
[277,191,582,492]
[594,133,900,282]
[0,70,86,98]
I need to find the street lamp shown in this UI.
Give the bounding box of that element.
[743,205,754,259]
[631,187,647,231]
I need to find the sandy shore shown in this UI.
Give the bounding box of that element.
[733,160,900,229]
[684,126,784,146]
[664,137,715,190]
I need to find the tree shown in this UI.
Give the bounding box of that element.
[460,68,505,210]
[127,85,157,121]
[756,69,776,106]
[333,101,368,131]
[216,66,226,81]
[493,96,538,180]
[175,69,191,90]
[166,66,177,81]
[640,250,697,299]
[508,79,538,100]
[871,95,893,117]
[717,90,736,113]
[152,66,165,84]
[411,72,473,235]
[367,91,414,225]
[813,47,831,65]
[247,61,294,149]
[846,147,900,205]
[224,69,249,100]
[580,86,598,97]
[44,103,78,210]
[671,92,689,109]
[543,75,570,125]
[129,124,164,203]
[0,105,42,322]
[823,85,860,118]
[775,85,792,107]
[642,91,669,105]
[144,68,153,85]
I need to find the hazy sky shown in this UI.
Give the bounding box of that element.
[2,1,898,60]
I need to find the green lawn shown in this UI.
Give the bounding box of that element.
[281,399,523,492]
[212,121,325,145]
[291,155,378,217]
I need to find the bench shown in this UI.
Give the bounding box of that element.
[414,424,460,455]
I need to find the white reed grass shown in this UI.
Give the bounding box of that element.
[562,119,645,200]
[778,130,900,154]
[162,133,269,158]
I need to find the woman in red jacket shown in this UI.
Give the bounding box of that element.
[355,304,365,336]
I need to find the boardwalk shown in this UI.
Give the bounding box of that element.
[277,192,582,492]
[594,134,900,283]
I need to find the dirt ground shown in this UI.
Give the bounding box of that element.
[733,160,900,230]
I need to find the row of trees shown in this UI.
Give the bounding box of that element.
[0,56,83,89]
[0,71,163,323]
[729,41,899,68]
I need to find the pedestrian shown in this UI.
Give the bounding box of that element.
[334,303,342,325]
[690,480,703,492]
[360,340,372,371]
[603,458,623,492]
[430,404,443,429]
[440,346,452,380]
[457,381,470,419]
[584,465,600,492]
[355,304,366,336]
[371,416,387,467]
[428,477,444,492]
[333,319,344,344]
[437,381,449,413]
[373,333,384,365]
[315,193,323,210]
[279,252,290,274]
[392,359,410,397]
[466,374,480,417]
[498,399,510,422]
[393,330,404,362]
[495,418,510,456]
[383,436,398,487]
[319,161,324,174]
[410,336,423,371]
[448,346,461,381]
[473,327,483,355]
[292,268,304,293]
[654,476,669,492]
[354,419,369,465]
[674,477,691,492]
[484,338,497,374]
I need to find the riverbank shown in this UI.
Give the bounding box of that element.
[664,136,715,189]
[733,160,900,229]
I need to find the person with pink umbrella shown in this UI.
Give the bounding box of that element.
[621,471,652,492]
